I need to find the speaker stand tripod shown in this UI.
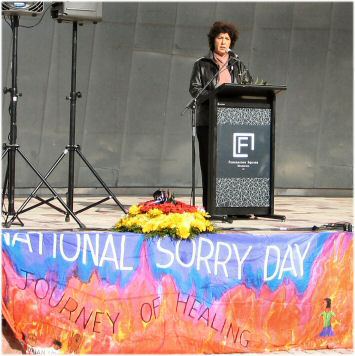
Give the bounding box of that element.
[2,15,85,229]
[6,21,127,227]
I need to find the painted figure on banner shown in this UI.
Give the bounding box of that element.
[319,298,337,337]
[189,21,253,210]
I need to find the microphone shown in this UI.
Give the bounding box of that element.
[227,48,239,59]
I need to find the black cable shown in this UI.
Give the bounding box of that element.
[3,16,12,28]
[8,103,12,141]
[18,3,52,28]
[217,221,353,233]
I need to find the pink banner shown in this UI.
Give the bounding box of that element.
[2,230,353,353]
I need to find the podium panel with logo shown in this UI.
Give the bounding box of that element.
[207,84,286,216]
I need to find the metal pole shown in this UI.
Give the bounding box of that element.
[191,99,196,206]
[66,21,78,221]
[7,15,20,216]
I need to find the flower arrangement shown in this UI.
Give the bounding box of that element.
[114,191,215,240]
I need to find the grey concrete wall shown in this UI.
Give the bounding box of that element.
[2,2,353,192]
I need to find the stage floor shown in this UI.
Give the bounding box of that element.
[2,195,353,233]
[2,195,353,354]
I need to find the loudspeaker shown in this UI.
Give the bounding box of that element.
[2,2,44,16]
[51,2,102,24]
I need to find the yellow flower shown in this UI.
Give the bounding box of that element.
[129,205,141,216]
[197,210,210,218]
[166,213,182,229]
[191,220,206,232]
[177,225,190,239]
[148,208,163,217]
[125,219,134,229]
[114,205,215,239]
[207,223,215,232]
[142,222,153,233]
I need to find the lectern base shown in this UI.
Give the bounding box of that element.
[210,215,233,223]
[228,214,255,220]
[255,214,286,222]
[209,213,286,223]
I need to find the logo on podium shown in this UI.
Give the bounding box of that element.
[233,133,255,158]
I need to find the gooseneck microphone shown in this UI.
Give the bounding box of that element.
[226,49,239,73]
[227,48,240,60]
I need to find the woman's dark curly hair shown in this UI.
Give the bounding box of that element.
[208,21,239,52]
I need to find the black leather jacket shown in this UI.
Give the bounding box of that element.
[189,51,253,126]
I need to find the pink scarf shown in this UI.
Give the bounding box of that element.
[214,52,231,85]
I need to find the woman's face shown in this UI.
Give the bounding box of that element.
[214,32,231,55]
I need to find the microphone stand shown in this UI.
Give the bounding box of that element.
[181,57,234,206]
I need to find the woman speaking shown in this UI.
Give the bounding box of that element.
[189,21,253,211]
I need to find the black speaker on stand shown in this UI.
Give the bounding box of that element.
[7,2,127,227]
[2,3,85,228]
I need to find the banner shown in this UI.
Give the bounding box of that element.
[2,230,353,353]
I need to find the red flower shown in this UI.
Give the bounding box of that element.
[138,200,197,214]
